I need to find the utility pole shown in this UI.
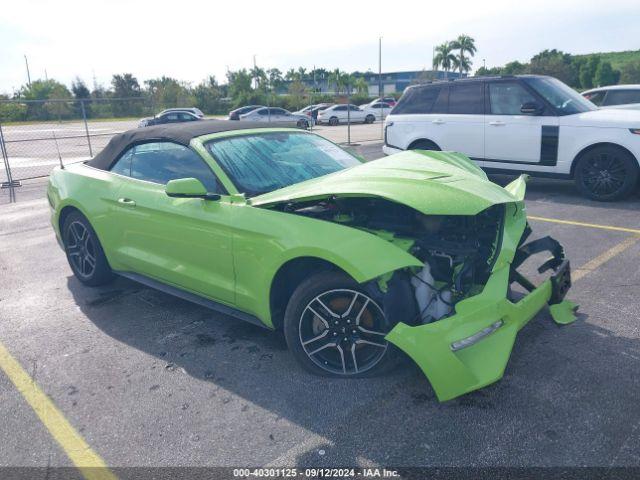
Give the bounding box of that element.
[24,55,31,86]
[253,54,257,89]
[378,37,382,100]
[44,69,48,81]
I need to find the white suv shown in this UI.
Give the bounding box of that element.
[384,75,640,201]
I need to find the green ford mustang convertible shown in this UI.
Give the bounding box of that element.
[47,120,578,401]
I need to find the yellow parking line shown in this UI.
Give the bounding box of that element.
[528,215,640,235]
[0,342,117,480]
[572,236,640,282]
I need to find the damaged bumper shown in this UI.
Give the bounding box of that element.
[385,200,577,402]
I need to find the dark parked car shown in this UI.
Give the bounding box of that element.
[228,105,264,120]
[138,110,201,128]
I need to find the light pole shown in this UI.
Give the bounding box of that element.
[24,55,31,86]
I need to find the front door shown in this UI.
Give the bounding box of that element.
[109,141,235,304]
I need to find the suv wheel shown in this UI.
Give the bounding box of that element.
[574,145,639,201]
[284,271,397,377]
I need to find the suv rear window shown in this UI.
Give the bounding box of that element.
[392,86,440,114]
[448,83,484,114]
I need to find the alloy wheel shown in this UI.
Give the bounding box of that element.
[65,221,97,278]
[580,152,627,197]
[298,289,388,375]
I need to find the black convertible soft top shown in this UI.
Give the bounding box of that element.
[86,120,297,170]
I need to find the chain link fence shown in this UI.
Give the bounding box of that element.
[0,96,388,187]
[0,98,152,184]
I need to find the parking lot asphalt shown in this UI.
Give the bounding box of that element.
[0,141,639,472]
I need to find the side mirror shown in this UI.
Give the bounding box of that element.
[520,102,543,115]
[165,178,220,200]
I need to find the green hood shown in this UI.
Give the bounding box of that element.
[251,150,520,215]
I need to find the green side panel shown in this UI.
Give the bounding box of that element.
[230,204,424,328]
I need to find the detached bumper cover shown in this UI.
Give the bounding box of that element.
[385,197,577,402]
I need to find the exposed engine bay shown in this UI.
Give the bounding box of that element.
[276,197,506,326]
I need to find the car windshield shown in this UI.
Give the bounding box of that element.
[205,132,361,197]
[523,77,596,115]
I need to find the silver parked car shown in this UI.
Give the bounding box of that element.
[238,107,311,129]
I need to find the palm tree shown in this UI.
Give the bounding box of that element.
[451,34,477,75]
[329,68,346,95]
[433,42,457,78]
[353,76,369,96]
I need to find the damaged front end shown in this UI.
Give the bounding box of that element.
[378,188,578,402]
[270,174,577,401]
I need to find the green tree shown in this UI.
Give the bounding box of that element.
[111,73,142,116]
[145,76,194,110]
[226,69,264,107]
[20,79,72,120]
[433,42,457,76]
[451,34,476,74]
[266,68,284,92]
[71,77,92,117]
[329,68,349,95]
[577,56,600,89]
[193,76,223,114]
[502,61,527,75]
[353,76,369,96]
[594,61,620,87]
[529,49,578,86]
[288,80,308,110]
[620,60,640,84]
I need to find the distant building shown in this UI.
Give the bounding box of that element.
[290,70,466,96]
[359,70,466,95]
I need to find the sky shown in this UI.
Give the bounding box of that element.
[1,0,639,94]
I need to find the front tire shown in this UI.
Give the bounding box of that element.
[284,271,396,378]
[574,145,638,201]
[62,211,114,286]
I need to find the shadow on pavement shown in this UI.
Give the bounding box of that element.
[67,272,640,467]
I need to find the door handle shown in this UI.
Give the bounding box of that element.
[489,121,506,126]
[432,119,445,125]
[118,198,136,207]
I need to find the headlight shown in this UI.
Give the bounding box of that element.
[450,320,504,352]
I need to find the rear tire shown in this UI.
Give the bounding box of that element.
[408,139,441,151]
[284,271,398,378]
[574,145,638,201]
[328,116,339,126]
[365,114,375,124]
[62,211,114,286]
[297,119,309,129]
